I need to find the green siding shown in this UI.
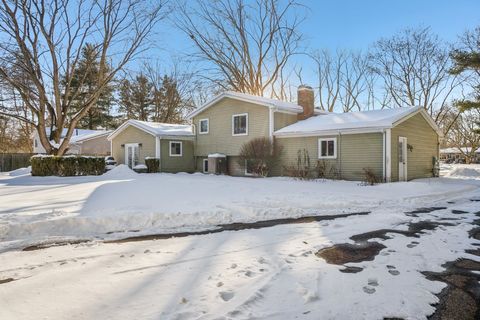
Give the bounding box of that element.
[391,113,439,181]
[192,97,270,156]
[274,112,298,131]
[111,126,155,165]
[160,139,195,173]
[275,133,384,181]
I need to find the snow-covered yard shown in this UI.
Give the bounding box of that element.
[0,164,479,319]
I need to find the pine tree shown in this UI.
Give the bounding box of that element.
[118,74,153,121]
[450,28,480,133]
[67,44,115,129]
[152,75,191,123]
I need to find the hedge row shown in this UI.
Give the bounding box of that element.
[31,156,105,176]
[145,157,160,173]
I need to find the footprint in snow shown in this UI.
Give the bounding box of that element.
[363,286,376,294]
[244,270,255,277]
[387,265,400,276]
[407,241,419,248]
[219,291,235,302]
[367,278,378,287]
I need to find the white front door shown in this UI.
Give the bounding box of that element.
[398,137,408,181]
[125,144,139,168]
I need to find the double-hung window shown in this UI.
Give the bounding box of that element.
[232,113,248,136]
[169,141,183,157]
[318,138,337,159]
[199,119,209,134]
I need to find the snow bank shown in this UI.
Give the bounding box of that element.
[0,164,478,250]
[443,164,480,179]
[6,166,31,177]
[102,164,137,179]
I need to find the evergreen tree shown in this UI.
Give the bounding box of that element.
[450,27,480,132]
[118,74,153,121]
[67,43,115,129]
[152,75,192,123]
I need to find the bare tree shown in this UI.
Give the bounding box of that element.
[369,27,461,121]
[443,108,480,163]
[310,49,373,112]
[0,0,166,155]
[175,0,304,97]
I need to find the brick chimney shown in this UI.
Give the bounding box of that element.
[297,85,314,120]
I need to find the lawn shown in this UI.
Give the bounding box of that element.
[0,164,479,319]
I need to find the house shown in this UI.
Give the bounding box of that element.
[110,86,442,182]
[33,128,111,155]
[107,120,195,172]
[440,147,480,163]
[189,86,441,182]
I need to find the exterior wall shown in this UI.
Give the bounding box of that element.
[391,113,439,181]
[79,135,110,155]
[275,133,384,181]
[111,126,155,165]
[160,139,195,173]
[192,97,270,156]
[227,156,246,176]
[274,112,298,131]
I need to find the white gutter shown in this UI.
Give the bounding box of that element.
[274,127,389,138]
[385,128,392,182]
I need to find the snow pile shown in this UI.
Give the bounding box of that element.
[6,167,31,177]
[443,164,480,179]
[102,164,137,179]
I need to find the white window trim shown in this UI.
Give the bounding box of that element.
[318,138,337,159]
[202,158,209,173]
[244,159,255,176]
[169,141,183,157]
[232,113,249,136]
[199,118,209,134]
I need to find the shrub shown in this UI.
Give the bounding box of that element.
[362,168,380,185]
[30,155,105,176]
[145,157,160,173]
[283,149,312,179]
[238,137,283,177]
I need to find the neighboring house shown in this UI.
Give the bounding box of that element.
[189,86,442,182]
[33,128,111,155]
[107,120,195,172]
[440,147,480,163]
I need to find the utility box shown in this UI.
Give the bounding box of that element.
[208,153,227,175]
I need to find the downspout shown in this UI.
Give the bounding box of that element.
[268,105,275,143]
[338,131,342,178]
[382,130,386,182]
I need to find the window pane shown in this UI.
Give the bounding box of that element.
[234,115,247,134]
[321,141,327,156]
[171,143,181,155]
[200,120,208,132]
[328,141,334,156]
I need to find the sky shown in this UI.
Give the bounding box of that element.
[300,0,480,51]
[152,0,480,62]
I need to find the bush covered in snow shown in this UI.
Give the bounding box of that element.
[31,155,105,176]
[145,157,160,173]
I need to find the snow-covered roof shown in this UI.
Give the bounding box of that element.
[108,119,194,140]
[35,128,101,139]
[187,91,327,119]
[274,106,442,137]
[70,130,112,144]
[208,153,226,158]
[440,147,479,154]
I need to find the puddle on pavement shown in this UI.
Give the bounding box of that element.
[423,258,480,320]
[316,242,386,264]
[108,211,371,244]
[0,278,15,284]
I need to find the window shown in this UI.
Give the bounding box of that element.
[169,141,182,157]
[318,138,337,159]
[232,113,248,136]
[34,139,38,148]
[199,119,209,134]
[203,158,209,173]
